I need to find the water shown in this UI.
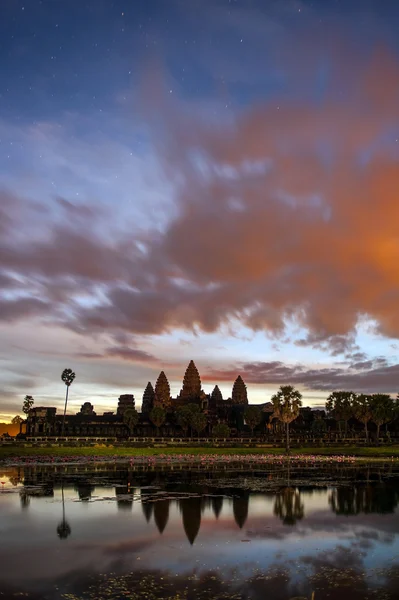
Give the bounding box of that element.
[1,461,399,599]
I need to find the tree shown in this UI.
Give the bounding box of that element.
[271,385,302,453]
[11,415,23,425]
[61,368,76,437]
[123,407,139,436]
[190,412,207,437]
[176,403,200,437]
[274,488,304,526]
[325,391,355,437]
[353,394,372,441]
[212,423,230,438]
[244,406,262,435]
[22,395,34,415]
[150,406,166,435]
[370,394,394,441]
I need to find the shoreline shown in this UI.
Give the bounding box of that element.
[2,445,399,467]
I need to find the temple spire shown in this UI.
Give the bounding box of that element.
[180,360,202,401]
[154,371,171,410]
[142,382,155,414]
[232,375,248,405]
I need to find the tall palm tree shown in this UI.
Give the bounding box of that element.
[61,368,76,437]
[271,385,302,454]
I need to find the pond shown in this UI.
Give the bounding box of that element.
[1,460,399,599]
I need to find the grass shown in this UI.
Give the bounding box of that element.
[1,444,399,460]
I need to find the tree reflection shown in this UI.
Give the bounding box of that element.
[274,487,304,526]
[329,484,399,515]
[57,481,71,540]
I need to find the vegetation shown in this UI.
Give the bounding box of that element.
[11,415,23,425]
[370,394,395,441]
[271,385,302,453]
[244,406,262,435]
[22,395,34,415]
[352,394,372,441]
[326,391,355,437]
[149,406,166,434]
[123,407,139,434]
[2,445,399,460]
[212,423,230,438]
[61,368,76,436]
[176,404,200,437]
[190,412,207,437]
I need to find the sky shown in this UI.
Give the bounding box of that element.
[1,0,399,420]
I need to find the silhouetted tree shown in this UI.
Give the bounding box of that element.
[61,368,76,436]
[325,391,355,437]
[191,412,207,437]
[370,394,394,441]
[271,385,302,453]
[176,404,199,437]
[22,395,34,415]
[150,406,166,435]
[353,394,372,441]
[123,407,139,435]
[244,406,262,435]
[212,423,230,438]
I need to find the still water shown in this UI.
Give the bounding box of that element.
[1,461,399,599]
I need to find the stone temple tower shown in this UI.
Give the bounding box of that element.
[231,376,248,405]
[177,360,207,408]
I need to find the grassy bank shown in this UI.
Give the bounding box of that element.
[1,445,399,460]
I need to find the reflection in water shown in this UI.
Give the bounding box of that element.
[180,496,202,545]
[211,495,223,519]
[329,483,399,515]
[154,498,170,534]
[56,482,71,540]
[74,480,95,502]
[2,462,399,599]
[233,491,249,529]
[274,487,305,526]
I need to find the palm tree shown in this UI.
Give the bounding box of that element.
[22,395,34,415]
[325,391,355,438]
[271,385,302,453]
[61,368,76,437]
[353,393,372,441]
[370,394,394,442]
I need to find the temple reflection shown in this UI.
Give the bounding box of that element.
[7,463,399,547]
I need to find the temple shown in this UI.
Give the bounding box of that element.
[24,360,278,439]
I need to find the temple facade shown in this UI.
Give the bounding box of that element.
[24,360,270,439]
